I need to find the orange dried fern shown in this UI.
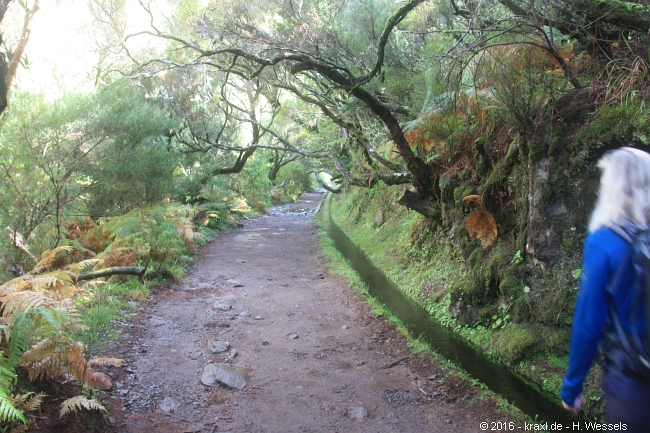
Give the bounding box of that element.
[466,209,498,248]
[462,194,483,207]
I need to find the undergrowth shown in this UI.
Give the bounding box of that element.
[0,199,246,428]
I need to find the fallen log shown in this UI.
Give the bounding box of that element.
[76,266,146,282]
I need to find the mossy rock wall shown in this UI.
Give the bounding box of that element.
[330,96,650,364]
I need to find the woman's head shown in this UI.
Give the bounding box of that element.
[589,147,650,232]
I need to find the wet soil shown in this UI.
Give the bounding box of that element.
[48,192,522,432]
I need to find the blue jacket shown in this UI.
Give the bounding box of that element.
[561,226,650,405]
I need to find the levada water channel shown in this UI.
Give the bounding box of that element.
[318,193,582,424]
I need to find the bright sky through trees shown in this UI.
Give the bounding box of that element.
[1,0,169,93]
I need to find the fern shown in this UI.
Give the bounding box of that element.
[466,209,498,248]
[29,246,75,275]
[59,395,106,418]
[87,357,123,368]
[21,337,86,382]
[65,259,99,273]
[0,398,24,424]
[1,292,53,317]
[0,354,22,424]
[462,194,483,207]
[11,392,45,414]
[0,272,76,299]
[6,313,35,373]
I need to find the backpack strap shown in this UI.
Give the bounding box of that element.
[608,224,634,244]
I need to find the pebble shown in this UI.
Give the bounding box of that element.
[213,300,232,311]
[208,340,230,353]
[354,406,369,419]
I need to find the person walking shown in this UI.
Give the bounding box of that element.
[562,147,650,432]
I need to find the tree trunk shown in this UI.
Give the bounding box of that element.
[76,266,146,281]
[575,0,650,32]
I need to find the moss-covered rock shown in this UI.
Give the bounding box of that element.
[491,324,536,363]
[577,103,650,150]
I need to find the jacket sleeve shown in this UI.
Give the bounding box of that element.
[561,232,612,405]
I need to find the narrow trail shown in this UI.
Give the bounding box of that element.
[106,192,515,433]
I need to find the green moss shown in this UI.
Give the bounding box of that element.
[467,247,485,271]
[453,182,474,206]
[491,324,536,363]
[481,136,521,196]
[499,275,522,299]
[545,329,570,356]
[511,295,532,322]
[577,103,650,150]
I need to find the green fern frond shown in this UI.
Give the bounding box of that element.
[7,312,36,370]
[0,397,25,423]
[59,395,106,418]
[32,305,68,332]
[0,354,17,391]
[0,352,22,423]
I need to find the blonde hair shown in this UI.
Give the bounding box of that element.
[589,147,650,232]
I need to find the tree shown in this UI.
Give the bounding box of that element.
[0,0,40,115]
[119,0,648,218]
[0,82,174,274]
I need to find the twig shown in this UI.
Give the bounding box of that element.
[381,356,410,370]
[157,412,206,429]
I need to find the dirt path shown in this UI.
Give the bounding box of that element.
[105,192,516,433]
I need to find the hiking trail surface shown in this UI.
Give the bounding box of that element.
[99,192,520,433]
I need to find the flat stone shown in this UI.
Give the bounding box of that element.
[201,364,250,389]
[213,300,232,311]
[208,340,230,354]
[159,396,179,413]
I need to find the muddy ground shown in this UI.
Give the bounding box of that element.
[39,192,524,432]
